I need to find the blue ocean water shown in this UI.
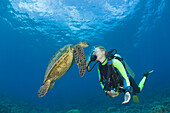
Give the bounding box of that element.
[0,0,169,112]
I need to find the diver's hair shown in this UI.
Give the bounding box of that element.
[95,46,108,56]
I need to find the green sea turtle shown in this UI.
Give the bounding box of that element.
[38,41,89,97]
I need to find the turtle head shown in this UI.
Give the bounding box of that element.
[76,41,89,48]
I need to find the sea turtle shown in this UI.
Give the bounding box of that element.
[38,41,89,97]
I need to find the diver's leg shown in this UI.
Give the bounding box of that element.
[138,70,154,92]
[129,76,140,93]
[138,76,147,92]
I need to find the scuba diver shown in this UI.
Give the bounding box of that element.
[86,46,153,104]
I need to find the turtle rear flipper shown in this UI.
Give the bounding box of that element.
[38,80,51,97]
[48,82,55,90]
[73,45,86,77]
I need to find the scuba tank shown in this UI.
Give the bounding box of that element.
[114,54,135,79]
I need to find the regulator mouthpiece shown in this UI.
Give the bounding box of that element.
[90,55,97,61]
[86,55,98,72]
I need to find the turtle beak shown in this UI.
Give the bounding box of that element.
[77,41,89,48]
[84,42,89,47]
[83,41,89,47]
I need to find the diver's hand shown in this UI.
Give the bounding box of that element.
[106,91,112,95]
[107,90,119,98]
[122,92,131,104]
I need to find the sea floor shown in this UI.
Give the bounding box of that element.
[0,88,169,113]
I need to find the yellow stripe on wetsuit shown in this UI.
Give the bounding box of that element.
[112,59,130,88]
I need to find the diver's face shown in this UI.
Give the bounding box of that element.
[92,48,105,61]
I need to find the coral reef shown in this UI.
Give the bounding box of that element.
[147,105,168,113]
[66,109,80,113]
[0,88,169,113]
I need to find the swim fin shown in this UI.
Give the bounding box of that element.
[144,70,154,77]
[132,94,140,103]
[149,70,154,74]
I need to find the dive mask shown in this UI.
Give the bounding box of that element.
[86,47,105,72]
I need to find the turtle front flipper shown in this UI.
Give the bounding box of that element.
[38,80,51,97]
[73,45,86,77]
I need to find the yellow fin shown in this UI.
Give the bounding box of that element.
[149,70,154,74]
[132,94,140,103]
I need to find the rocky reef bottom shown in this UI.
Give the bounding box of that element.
[0,88,169,113]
